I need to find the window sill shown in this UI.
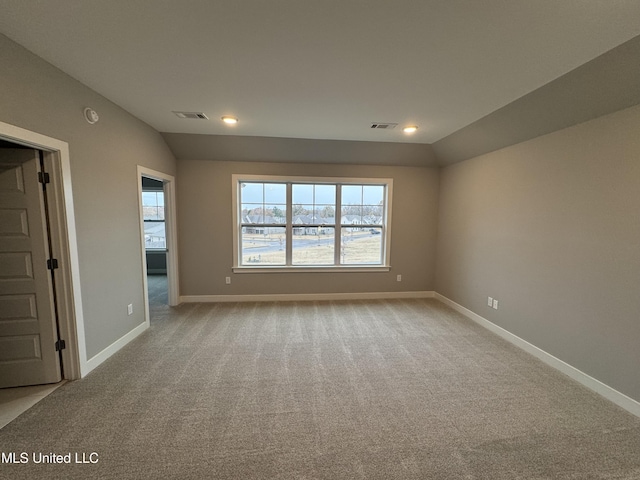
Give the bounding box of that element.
[232,265,391,274]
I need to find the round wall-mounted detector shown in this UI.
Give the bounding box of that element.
[84,107,99,124]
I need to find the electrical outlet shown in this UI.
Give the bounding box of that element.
[127,304,133,315]
[488,297,493,307]
[225,277,231,285]
[397,275,402,282]
[492,299,499,310]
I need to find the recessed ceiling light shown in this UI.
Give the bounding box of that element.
[222,116,238,125]
[403,125,418,134]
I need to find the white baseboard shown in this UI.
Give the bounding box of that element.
[180,290,435,303]
[434,293,640,418]
[82,322,149,376]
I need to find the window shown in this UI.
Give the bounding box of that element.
[142,190,166,250]
[233,175,392,271]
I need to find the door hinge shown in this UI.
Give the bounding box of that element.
[47,258,59,270]
[55,339,66,351]
[38,171,50,184]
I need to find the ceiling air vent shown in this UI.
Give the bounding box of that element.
[370,123,398,129]
[173,111,209,120]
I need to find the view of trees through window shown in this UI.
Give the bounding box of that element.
[239,180,387,266]
[142,190,166,249]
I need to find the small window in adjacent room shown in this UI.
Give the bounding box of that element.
[142,190,166,250]
[232,175,393,271]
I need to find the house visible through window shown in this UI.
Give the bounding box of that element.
[142,190,166,250]
[233,175,392,270]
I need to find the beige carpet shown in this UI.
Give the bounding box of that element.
[1,298,639,479]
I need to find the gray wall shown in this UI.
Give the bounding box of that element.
[435,104,640,401]
[0,34,177,358]
[163,133,438,167]
[432,34,640,166]
[177,160,439,296]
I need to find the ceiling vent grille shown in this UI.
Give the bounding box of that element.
[173,111,209,120]
[370,123,397,129]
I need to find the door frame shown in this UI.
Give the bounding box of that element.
[137,166,179,327]
[0,121,85,379]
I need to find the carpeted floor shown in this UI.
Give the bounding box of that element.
[1,298,639,479]
[147,273,168,323]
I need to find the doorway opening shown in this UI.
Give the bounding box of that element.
[0,122,85,392]
[137,166,178,328]
[142,176,168,320]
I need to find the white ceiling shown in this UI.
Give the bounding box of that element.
[1,1,640,144]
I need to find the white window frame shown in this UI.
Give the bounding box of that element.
[232,174,393,273]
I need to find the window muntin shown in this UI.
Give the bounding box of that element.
[235,176,392,270]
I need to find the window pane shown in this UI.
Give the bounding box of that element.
[264,183,286,203]
[144,222,166,249]
[292,184,313,204]
[293,227,334,265]
[362,211,382,225]
[143,206,159,220]
[241,183,263,203]
[267,204,286,223]
[366,204,384,221]
[315,184,336,204]
[341,205,362,224]
[142,191,157,207]
[363,185,384,205]
[341,185,362,205]
[292,206,314,225]
[316,205,335,224]
[142,191,164,220]
[292,204,311,217]
[241,227,286,265]
[340,228,382,264]
[241,204,264,223]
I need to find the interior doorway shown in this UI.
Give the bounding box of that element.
[141,176,168,319]
[137,166,179,328]
[0,147,62,387]
[0,122,84,386]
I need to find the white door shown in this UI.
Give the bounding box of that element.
[0,149,61,387]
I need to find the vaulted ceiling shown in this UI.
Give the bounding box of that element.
[1,1,640,164]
